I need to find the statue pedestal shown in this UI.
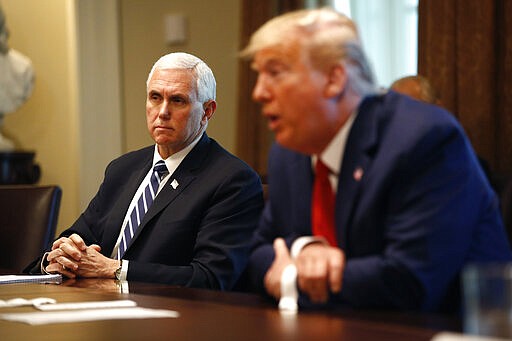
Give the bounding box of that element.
[0,151,40,184]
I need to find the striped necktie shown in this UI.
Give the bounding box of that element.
[117,160,168,259]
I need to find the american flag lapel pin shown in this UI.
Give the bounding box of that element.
[171,179,179,189]
[353,167,364,182]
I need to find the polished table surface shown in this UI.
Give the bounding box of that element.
[0,278,462,340]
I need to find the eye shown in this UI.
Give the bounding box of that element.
[265,63,288,78]
[170,96,187,105]
[148,91,162,102]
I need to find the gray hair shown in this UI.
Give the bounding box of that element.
[241,8,376,96]
[146,52,216,103]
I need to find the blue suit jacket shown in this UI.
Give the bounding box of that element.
[247,92,512,311]
[27,133,264,290]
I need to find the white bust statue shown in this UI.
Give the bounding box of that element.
[0,5,35,151]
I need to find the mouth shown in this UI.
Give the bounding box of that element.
[155,125,172,131]
[264,113,280,131]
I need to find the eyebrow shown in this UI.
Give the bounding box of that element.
[251,58,286,71]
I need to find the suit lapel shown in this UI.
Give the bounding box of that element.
[292,153,314,236]
[101,149,153,255]
[336,95,381,249]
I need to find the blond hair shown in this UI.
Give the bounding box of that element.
[241,8,376,96]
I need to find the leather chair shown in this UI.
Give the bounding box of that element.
[0,185,61,273]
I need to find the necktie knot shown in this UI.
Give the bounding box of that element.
[153,160,169,181]
[315,159,331,179]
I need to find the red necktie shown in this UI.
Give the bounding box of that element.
[311,159,337,246]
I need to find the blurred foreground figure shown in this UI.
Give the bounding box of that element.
[241,8,512,312]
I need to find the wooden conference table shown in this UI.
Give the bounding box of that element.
[0,278,462,340]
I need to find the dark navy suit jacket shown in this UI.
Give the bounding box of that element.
[247,92,512,311]
[27,133,264,290]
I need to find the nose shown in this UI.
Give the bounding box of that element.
[252,74,270,103]
[158,100,171,119]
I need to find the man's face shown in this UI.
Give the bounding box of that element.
[251,39,335,154]
[146,68,209,158]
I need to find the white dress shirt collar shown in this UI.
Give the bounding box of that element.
[152,133,203,177]
[313,111,358,175]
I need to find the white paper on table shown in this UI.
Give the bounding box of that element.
[0,297,56,308]
[0,307,180,325]
[35,299,137,311]
[431,332,511,341]
[0,274,62,285]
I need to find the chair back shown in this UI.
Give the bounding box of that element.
[0,185,61,273]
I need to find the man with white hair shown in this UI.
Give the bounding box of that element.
[242,8,511,312]
[25,52,263,290]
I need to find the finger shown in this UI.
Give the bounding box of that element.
[45,262,76,278]
[51,237,69,250]
[46,249,62,262]
[298,274,328,302]
[296,251,327,282]
[60,267,77,278]
[58,256,79,271]
[308,280,329,303]
[47,248,74,263]
[49,254,79,271]
[298,260,328,303]
[264,271,280,299]
[69,233,87,251]
[89,244,102,252]
[304,255,328,278]
[273,238,290,261]
[59,242,82,261]
[328,250,344,293]
[309,283,329,303]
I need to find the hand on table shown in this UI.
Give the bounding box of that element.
[295,242,345,303]
[263,238,345,304]
[45,233,119,278]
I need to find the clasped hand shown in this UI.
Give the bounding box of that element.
[45,233,119,278]
[264,238,345,304]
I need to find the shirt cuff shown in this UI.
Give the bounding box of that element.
[41,252,51,274]
[118,259,129,281]
[290,236,328,259]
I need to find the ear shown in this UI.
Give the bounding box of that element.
[202,100,217,124]
[324,64,347,98]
